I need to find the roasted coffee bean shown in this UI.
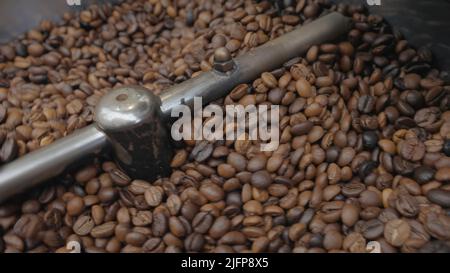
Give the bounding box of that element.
[143,238,164,253]
[190,141,213,162]
[359,190,382,208]
[110,169,131,186]
[152,212,168,237]
[0,136,18,163]
[413,166,435,184]
[98,187,118,204]
[90,222,116,238]
[291,121,313,136]
[358,95,376,114]
[342,182,366,197]
[384,219,411,247]
[427,189,450,208]
[393,156,416,175]
[343,232,366,253]
[73,215,95,236]
[200,183,224,202]
[184,233,205,252]
[251,170,272,189]
[144,186,164,207]
[362,131,378,150]
[358,160,378,179]
[323,230,343,250]
[423,211,450,240]
[360,219,384,240]
[395,193,419,217]
[435,167,450,181]
[132,210,153,227]
[67,196,85,216]
[192,212,213,234]
[342,203,360,227]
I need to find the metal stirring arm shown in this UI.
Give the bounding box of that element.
[0,12,351,203]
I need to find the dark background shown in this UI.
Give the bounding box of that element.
[342,0,450,80]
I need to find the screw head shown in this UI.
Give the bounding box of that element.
[213,47,234,73]
[214,47,231,63]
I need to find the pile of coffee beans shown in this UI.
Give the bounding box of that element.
[0,0,449,253]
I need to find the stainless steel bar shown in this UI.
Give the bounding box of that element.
[0,125,108,202]
[159,12,351,117]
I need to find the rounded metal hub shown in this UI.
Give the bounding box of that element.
[95,85,161,132]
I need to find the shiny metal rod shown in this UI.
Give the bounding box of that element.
[0,12,351,203]
[0,125,107,200]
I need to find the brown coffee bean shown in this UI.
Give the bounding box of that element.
[3,234,24,252]
[66,99,84,115]
[378,139,396,154]
[227,152,247,172]
[343,232,367,253]
[144,186,164,207]
[191,141,213,162]
[132,210,153,227]
[128,180,151,195]
[90,221,116,238]
[291,121,314,136]
[91,205,105,226]
[426,189,450,207]
[358,95,376,114]
[308,126,324,143]
[27,43,45,57]
[384,219,411,247]
[296,79,313,98]
[110,169,131,186]
[337,147,355,167]
[288,223,306,241]
[200,183,224,202]
[398,138,426,162]
[209,216,231,239]
[75,166,97,184]
[217,164,236,178]
[230,84,248,101]
[192,212,213,234]
[342,182,366,197]
[98,187,118,203]
[169,216,186,238]
[359,190,382,208]
[323,230,343,250]
[423,212,450,240]
[125,232,147,247]
[435,167,450,181]
[395,193,419,217]
[171,150,188,168]
[342,203,360,227]
[0,136,17,163]
[73,215,95,236]
[261,72,277,88]
[251,170,272,189]
[152,212,168,237]
[67,196,85,216]
[360,219,384,240]
[252,236,269,253]
[219,231,246,245]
